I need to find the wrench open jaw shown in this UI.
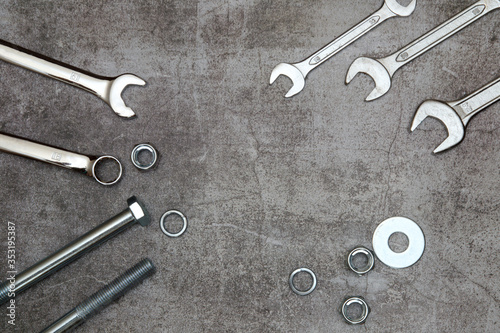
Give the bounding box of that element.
[269,63,306,98]
[107,74,146,118]
[411,100,464,154]
[346,0,500,102]
[384,0,417,17]
[270,0,417,98]
[0,40,146,119]
[345,57,392,101]
[412,77,500,153]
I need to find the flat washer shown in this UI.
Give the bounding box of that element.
[289,268,317,296]
[342,297,370,324]
[372,216,425,269]
[131,143,158,170]
[160,210,188,237]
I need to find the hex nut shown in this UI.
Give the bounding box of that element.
[341,296,370,324]
[347,247,375,275]
[127,196,151,226]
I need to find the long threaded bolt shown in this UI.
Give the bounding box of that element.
[0,196,150,305]
[40,258,156,333]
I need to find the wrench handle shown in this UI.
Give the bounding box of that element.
[451,77,500,125]
[382,0,500,75]
[0,42,110,99]
[295,4,396,76]
[0,133,122,185]
[0,133,93,175]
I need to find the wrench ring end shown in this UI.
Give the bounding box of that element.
[92,155,123,186]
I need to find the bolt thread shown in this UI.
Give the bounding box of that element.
[0,280,10,304]
[74,258,155,320]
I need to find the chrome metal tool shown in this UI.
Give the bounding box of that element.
[0,132,122,185]
[0,197,150,306]
[0,40,145,118]
[346,0,500,101]
[270,0,417,97]
[411,76,500,153]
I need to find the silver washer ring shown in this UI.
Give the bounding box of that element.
[131,144,158,170]
[372,217,425,269]
[160,210,187,237]
[348,247,375,275]
[342,297,370,324]
[91,156,123,186]
[289,268,317,296]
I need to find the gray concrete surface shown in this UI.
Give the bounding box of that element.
[0,0,499,332]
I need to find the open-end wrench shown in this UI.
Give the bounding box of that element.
[269,0,417,98]
[0,132,122,185]
[411,76,500,153]
[0,40,145,118]
[346,0,500,101]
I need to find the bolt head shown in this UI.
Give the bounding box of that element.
[127,196,151,226]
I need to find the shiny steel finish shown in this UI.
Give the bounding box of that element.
[0,132,122,185]
[0,41,145,118]
[160,210,188,237]
[289,267,317,296]
[131,143,158,170]
[346,0,500,101]
[342,297,370,324]
[0,197,151,306]
[372,217,425,269]
[347,247,375,275]
[411,77,500,153]
[40,258,156,333]
[270,0,417,98]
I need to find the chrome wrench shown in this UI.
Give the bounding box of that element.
[411,76,500,153]
[346,0,500,101]
[0,40,145,118]
[0,132,122,185]
[269,0,417,98]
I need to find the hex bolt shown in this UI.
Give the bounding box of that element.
[0,196,150,305]
[40,258,156,333]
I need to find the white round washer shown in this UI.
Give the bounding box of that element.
[372,217,425,269]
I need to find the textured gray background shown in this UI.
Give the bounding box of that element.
[0,0,499,332]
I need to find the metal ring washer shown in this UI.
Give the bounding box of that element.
[131,144,158,170]
[289,268,317,296]
[372,217,425,269]
[342,297,370,324]
[160,210,188,238]
[92,156,123,186]
[347,247,375,275]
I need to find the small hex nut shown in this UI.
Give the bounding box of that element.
[341,296,370,325]
[347,247,375,275]
[127,196,151,226]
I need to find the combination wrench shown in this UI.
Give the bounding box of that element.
[269,0,417,98]
[0,132,122,185]
[0,40,145,118]
[346,0,500,101]
[411,76,500,153]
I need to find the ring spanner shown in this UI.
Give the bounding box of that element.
[269,0,417,98]
[0,40,145,118]
[346,0,500,101]
[411,76,500,153]
[0,132,122,185]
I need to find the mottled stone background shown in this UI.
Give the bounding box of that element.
[0,0,499,332]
